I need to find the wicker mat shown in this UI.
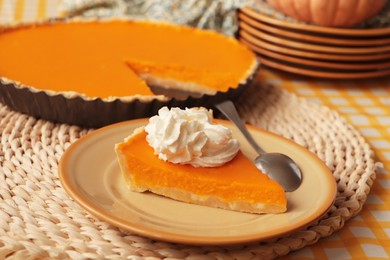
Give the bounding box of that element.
[0,83,376,259]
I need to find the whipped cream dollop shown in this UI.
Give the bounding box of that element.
[145,107,240,167]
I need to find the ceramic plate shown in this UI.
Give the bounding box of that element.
[59,119,336,245]
[237,35,390,62]
[240,8,390,37]
[238,28,390,55]
[239,38,390,71]
[237,12,390,47]
[253,53,390,79]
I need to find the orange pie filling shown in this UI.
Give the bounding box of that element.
[116,129,287,214]
[0,20,257,100]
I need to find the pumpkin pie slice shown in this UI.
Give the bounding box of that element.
[0,20,258,127]
[115,127,287,214]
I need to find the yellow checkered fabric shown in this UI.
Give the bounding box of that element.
[259,70,390,260]
[0,0,60,23]
[1,1,389,259]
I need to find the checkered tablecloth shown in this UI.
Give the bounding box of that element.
[258,70,390,259]
[1,1,389,259]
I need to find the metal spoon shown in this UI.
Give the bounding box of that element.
[215,100,302,192]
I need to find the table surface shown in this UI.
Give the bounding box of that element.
[1,1,389,259]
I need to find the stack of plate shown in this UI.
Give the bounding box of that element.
[237,8,390,79]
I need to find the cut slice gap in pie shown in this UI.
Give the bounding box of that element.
[125,59,241,97]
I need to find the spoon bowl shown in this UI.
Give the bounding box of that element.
[215,100,302,192]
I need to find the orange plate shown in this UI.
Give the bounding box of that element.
[238,30,390,62]
[240,8,390,37]
[239,38,390,71]
[238,12,390,47]
[256,54,390,79]
[59,119,336,245]
[238,26,390,54]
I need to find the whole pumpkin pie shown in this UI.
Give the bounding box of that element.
[115,107,287,214]
[0,20,257,127]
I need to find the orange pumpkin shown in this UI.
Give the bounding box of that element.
[267,0,387,27]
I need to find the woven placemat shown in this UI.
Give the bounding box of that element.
[0,83,376,259]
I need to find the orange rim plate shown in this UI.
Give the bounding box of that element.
[238,25,390,54]
[256,54,390,79]
[240,8,390,37]
[238,12,390,47]
[238,30,390,62]
[238,38,390,71]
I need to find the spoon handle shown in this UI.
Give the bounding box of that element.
[215,100,265,155]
